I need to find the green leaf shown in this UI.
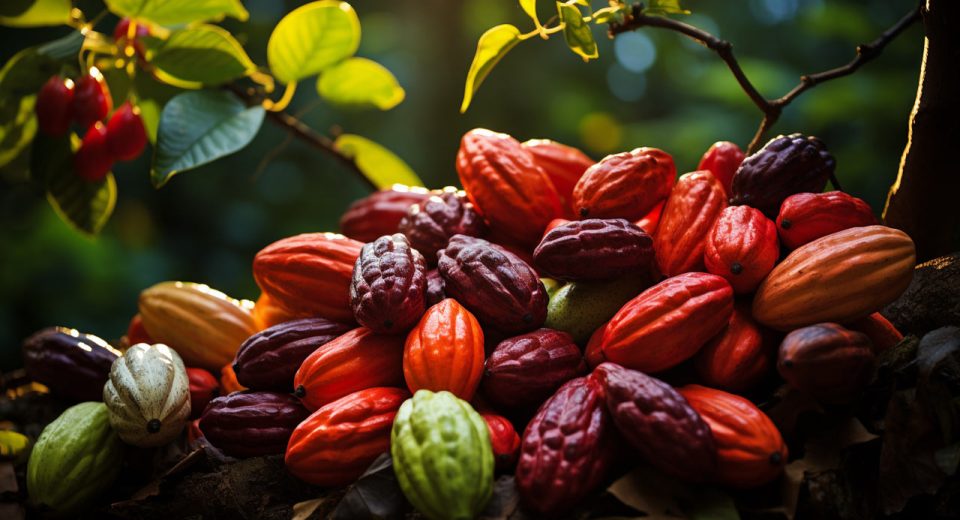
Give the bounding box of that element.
[267,1,360,84]
[333,134,422,189]
[645,0,691,16]
[460,24,521,113]
[0,0,71,27]
[592,5,628,24]
[32,134,116,235]
[519,0,541,28]
[133,73,181,144]
[152,90,265,187]
[103,0,248,26]
[150,25,255,87]
[317,57,404,110]
[557,2,598,62]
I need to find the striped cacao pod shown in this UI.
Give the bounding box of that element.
[572,147,675,221]
[533,218,654,282]
[777,323,875,403]
[403,299,485,400]
[522,138,594,211]
[694,304,776,392]
[200,391,309,458]
[697,140,745,196]
[398,188,487,265]
[482,328,585,410]
[776,191,876,250]
[22,327,120,402]
[655,170,728,276]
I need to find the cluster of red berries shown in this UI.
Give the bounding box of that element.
[35,69,147,182]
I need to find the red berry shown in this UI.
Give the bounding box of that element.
[72,70,112,129]
[113,18,150,41]
[106,102,147,161]
[35,76,74,136]
[73,122,114,182]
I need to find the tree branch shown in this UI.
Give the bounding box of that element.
[610,2,921,155]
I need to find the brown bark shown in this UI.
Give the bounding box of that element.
[883,0,960,262]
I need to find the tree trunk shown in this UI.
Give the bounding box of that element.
[883,0,960,262]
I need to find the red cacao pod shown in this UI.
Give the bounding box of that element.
[234,317,352,391]
[438,235,548,335]
[635,200,665,236]
[350,234,427,333]
[516,377,615,516]
[220,363,247,394]
[846,312,903,354]
[593,362,716,482]
[704,205,779,294]
[403,299,485,400]
[482,328,586,410]
[199,391,309,458]
[339,185,431,242]
[398,188,487,265]
[125,314,154,346]
[697,141,745,196]
[481,412,521,471]
[253,232,364,323]
[543,218,570,237]
[572,147,676,221]
[587,273,734,372]
[533,219,654,282]
[694,304,775,392]
[22,327,121,402]
[776,191,877,250]
[285,387,409,486]
[678,385,787,488]
[777,323,875,403]
[522,138,594,210]
[294,328,404,410]
[187,368,220,419]
[655,170,728,276]
[456,129,563,247]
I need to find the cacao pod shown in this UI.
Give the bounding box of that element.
[522,138,594,209]
[438,235,548,334]
[126,314,153,345]
[251,292,295,330]
[587,272,734,372]
[543,218,570,237]
[655,170,728,276]
[398,188,487,265]
[456,129,563,247]
[635,200,665,236]
[350,233,428,333]
[593,362,716,482]
[847,312,903,353]
[404,299,485,400]
[482,328,585,410]
[425,269,445,306]
[545,272,651,345]
[187,368,219,419]
[697,140,745,196]
[730,133,836,218]
[253,232,364,323]
[234,317,352,391]
[572,147,675,220]
[753,225,915,330]
[481,412,521,471]
[22,327,121,402]
[138,281,257,371]
[704,205,779,294]
[776,191,877,250]
[777,323,875,403]
[678,384,788,488]
[339,185,431,242]
[533,218,654,282]
[103,343,191,447]
[200,391,309,458]
[392,390,494,520]
[694,304,775,392]
[220,362,247,394]
[27,402,123,516]
[294,327,404,410]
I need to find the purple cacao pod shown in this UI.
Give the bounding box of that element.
[22,327,121,402]
[533,218,654,281]
[398,188,487,265]
[778,322,875,403]
[198,391,309,458]
[349,234,428,334]
[482,329,586,410]
[438,235,547,335]
[234,318,353,391]
[339,187,431,242]
[425,269,445,307]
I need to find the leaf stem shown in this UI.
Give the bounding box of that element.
[262,81,297,112]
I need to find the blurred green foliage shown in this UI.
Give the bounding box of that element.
[0,0,923,370]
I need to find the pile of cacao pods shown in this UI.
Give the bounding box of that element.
[16,128,916,518]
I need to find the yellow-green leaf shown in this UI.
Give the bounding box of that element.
[0,0,71,27]
[150,25,256,87]
[267,1,360,84]
[0,430,30,459]
[460,24,522,113]
[103,0,248,26]
[646,0,691,15]
[334,134,422,189]
[557,2,598,62]
[317,57,404,110]
[519,0,541,29]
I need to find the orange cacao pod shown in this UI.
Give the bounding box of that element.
[253,233,363,324]
[251,292,295,330]
[846,312,903,353]
[753,225,915,330]
[777,323,875,403]
[776,191,877,250]
[572,147,675,221]
[456,129,563,247]
[587,273,733,372]
[704,205,779,294]
[339,185,431,242]
[220,363,247,394]
[285,387,409,486]
[678,384,788,488]
[635,200,665,236]
[697,141,745,196]
[522,139,594,211]
[655,171,728,276]
[294,328,404,410]
[694,304,775,392]
[403,299,485,400]
[481,412,521,471]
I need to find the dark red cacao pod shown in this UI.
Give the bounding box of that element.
[516,377,616,516]
[592,362,716,482]
[339,186,431,242]
[776,191,877,250]
[572,147,676,221]
[522,139,594,211]
[397,188,487,265]
[482,412,521,471]
[704,205,779,294]
[694,304,776,393]
[777,323,875,403]
[533,219,654,282]
[350,234,428,334]
[187,368,220,419]
[424,269,446,306]
[697,141,745,196]
[482,328,586,410]
[22,327,121,402]
[437,235,548,334]
[199,391,310,458]
[846,312,903,354]
[234,317,353,391]
[730,134,836,218]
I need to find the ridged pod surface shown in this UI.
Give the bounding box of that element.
[522,139,594,210]
[694,305,775,392]
[655,170,728,276]
[425,269,445,306]
[846,312,903,353]
[776,191,877,250]
[704,205,779,294]
[339,185,431,242]
[572,147,675,220]
[403,299,485,400]
[753,225,916,330]
[533,218,654,282]
[777,323,875,403]
[697,141,745,196]
[199,391,309,458]
[481,412,521,471]
[350,234,428,333]
[398,188,487,265]
[22,327,121,402]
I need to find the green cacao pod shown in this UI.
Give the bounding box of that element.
[391,390,494,520]
[27,402,123,516]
